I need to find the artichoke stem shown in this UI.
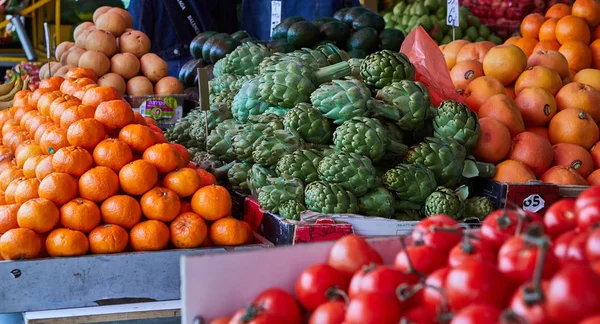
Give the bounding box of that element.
[389,140,409,158]
[369,101,401,121]
[313,61,351,85]
[212,161,235,179]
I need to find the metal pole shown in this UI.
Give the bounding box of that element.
[11,15,37,61]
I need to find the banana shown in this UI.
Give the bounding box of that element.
[0,100,13,110]
[0,76,17,96]
[21,76,30,91]
[0,77,22,101]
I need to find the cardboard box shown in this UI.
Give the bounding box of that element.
[181,237,404,324]
[483,180,586,215]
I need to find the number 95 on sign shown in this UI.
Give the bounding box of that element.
[523,194,545,213]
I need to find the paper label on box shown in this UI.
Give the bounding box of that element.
[270,1,282,37]
[138,96,182,123]
[523,194,545,213]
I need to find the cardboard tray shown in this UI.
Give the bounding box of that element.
[181,237,403,324]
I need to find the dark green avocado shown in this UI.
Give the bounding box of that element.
[178,59,205,88]
[352,11,385,32]
[333,7,350,21]
[313,17,337,29]
[343,7,370,26]
[287,21,321,48]
[231,30,251,40]
[320,20,351,47]
[272,16,306,40]
[202,33,231,63]
[379,28,405,51]
[190,31,218,60]
[209,38,241,64]
[346,27,379,53]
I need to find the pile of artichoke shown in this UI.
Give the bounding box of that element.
[167,42,496,221]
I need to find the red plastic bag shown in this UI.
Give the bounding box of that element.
[400,26,465,107]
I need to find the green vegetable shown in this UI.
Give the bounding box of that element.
[231,124,269,163]
[206,120,241,163]
[247,113,285,130]
[278,200,306,220]
[375,80,432,131]
[212,58,227,77]
[465,196,494,219]
[310,79,372,125]
[287,21,321,48]
[190,31,217,59]
[352,11,385,32]
[231,30,250,41]
[272,16,307,40]
[383,163,437,203]
[320,21,351,47]
[252,129,304,166]
[343,7,371,26]
[358,187,395,218]
[188,148,224,175]
[189,104,233,149]
[423,186,465,219]
[283,103,333,144]
[346,27,379,53]
[304,181,359,214]
[228,162,251,191]
[433,100,481,151]
[360,50,415,89]
[209,38,241,65]
[379,28,405,51]
[317,151,377,197]
[224,42,272,76]
[231,77,271,123]
[257,177,305,214]
[165,109,202,148]
[178,59,205,88]
[247,164,277,197]
[276,149,323,184]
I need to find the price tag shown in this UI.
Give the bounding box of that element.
[270,1,283,37]
[446,0,459,27]
[523,194,545,213]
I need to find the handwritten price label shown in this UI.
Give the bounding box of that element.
[446,0,459,27]
[270,1,283,37]
[523,194,545,213]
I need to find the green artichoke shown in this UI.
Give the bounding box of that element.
[257,177,304,214]
[206,121,241,163]
[228,162,251,191]
[310,79,372,125]
[258,60,350,108]
[283,103,333,144]
[264,106,289,117]
[314,43,349,65]
[188,149,223,175]
[317,151,377,196]
[333,117,408,163]
[259,47,331,72]
[358,187,395,218]
[279,200,306,220]
[247,113,285,130]
[465,196,494,219]
[247,164,277,197]
[209,74,248,95]
[224,42,272,76]
[395,208,424,221]
[423,186,465,219]
[276,149,323,184]
[375,80,432,131]
[212,57,226,77]
[360,50,415,89]
[348,58,363,79]
[165,110,201,148]
[403,137,495,188]
[189,104,233,149]
[304,181,359,214]
[232,77,272,123]
[433,100,481,151]
[252,129,304,166]
[383,163,437,203]
[209,92,235,107]
[231,124,269,163]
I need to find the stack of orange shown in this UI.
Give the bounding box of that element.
[0,67,253,261]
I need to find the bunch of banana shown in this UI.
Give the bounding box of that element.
[0,72,30,110]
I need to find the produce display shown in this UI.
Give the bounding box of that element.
[0,65,32,110]
[383,0,504,45]
[0,67,256,261]
[168,39,497,221]
[46,6,184,97]
[440,0,600,187]
[203,187,600,324]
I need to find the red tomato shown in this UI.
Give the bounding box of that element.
[575,186,600,211]
[445,259,513,311]
[327,235,382,279]
[543,199,577,238]
[308,301,345,324]
[481,209,543,252]
[580,315,600,324]
[509,281,550,324]
[587,227,600,263]
[402,304,436,324]
[394,244,447,276]
[448,239,496,268]
[449,304,502,324]
[547,265,600,323]
[344,293,402,324]
[229,307,284,324]
[295,264,348,311]
[252,288,302,324]
[348,265,412,301]
[577,203,600,231]
[497,234,559,285]
[412,214,462,252]
[422,267,450,312]
[554,231,589,265]
[593,262,600,276]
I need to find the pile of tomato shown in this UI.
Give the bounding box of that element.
[211,186,600,324]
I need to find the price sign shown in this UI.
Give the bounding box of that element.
[270,1,283,37]
[446,0,459,27]
[523,194,545,213]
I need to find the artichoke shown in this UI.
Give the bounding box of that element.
[317,151,377,197]
[283,103,333,144]
[252,129,304,166]
[403,137,495,188]
[395,208,424,221]
[228,162,251,191]
[375,80,432,131]
[259,47,331,72]
[358,187,395,218]
[304,181,359,214]
[276,149,323,184]
[279,200,306,220]
[212,58,227,77]
[231,123,270,163]
[423,186,465,219]
[209,92,235,107]
[333,117,408,163]
[348,58,363,79]
[465,196,494,219]
[314,43,349,65]
[232,77,272,123]
[206,121,241,163]
[209,74,248,95]
[224,42,272,75]
[264,106,288,117]
[188,149,223,175]
[258,60,351,108]
[257,177,304,214]
[360,50,416,89]
[247,113,285,130]
[189,104,233,149]
[383,163,437,203]
[165,110,201,148]
[433,100,481,151]
[310,79,372,125]
[247,164,277,197]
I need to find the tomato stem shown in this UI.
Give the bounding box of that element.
[360,262,378,274]
[396,283,422,302]
[459,229,476,254]
[500,310,529,324]
[325,287,349,306]
[398,236,427,278]
[522,227,550,306]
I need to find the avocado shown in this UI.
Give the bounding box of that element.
[467,15,481,28]
[418,15,433,31]
[209,38,241,64]
[413,2,427,16]
[424,0,439,11]
[379,28,405,51]
[269,41,296,54]
[190,31,218,60]
[241,37,267,45]
[272,16,306,40]
[231,30,250,41]
[347,49,368,59]
[334,8,350,21]
[346,27,379,53]
[489,35,503,45]
[343,7,370,26]
[287,21,321,48]
[352,11,385,32]
[202,33,231,63]
[178,59,205,88]
[320,20,351,47]
[478,25,490,38]
[313,17,337,29]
